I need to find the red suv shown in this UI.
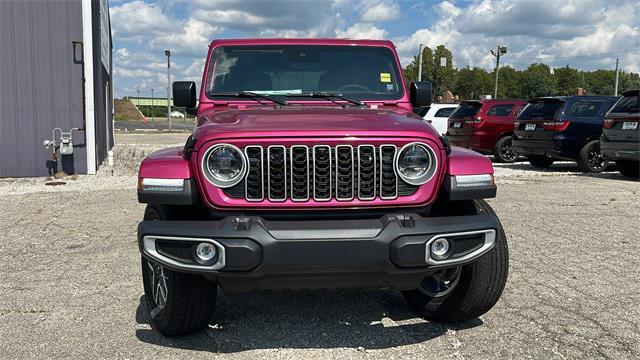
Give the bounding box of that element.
[447,99,528,162]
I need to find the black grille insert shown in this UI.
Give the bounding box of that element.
[290,146,309,201]
[380,145,397,199]
[268,146,286,201]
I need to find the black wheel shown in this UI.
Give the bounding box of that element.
[617,160,640,178]
[402,200,509,323]
[141,205,218,336]
[494,136,519,163]
[578,140,607,173]
[528,155,554,168]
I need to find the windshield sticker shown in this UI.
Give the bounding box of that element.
[380,72,391,83]
[386,84,394,91]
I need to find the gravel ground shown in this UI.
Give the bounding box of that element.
[1,133,638,359]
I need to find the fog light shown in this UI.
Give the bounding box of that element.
[195,242,218,265]
[430,238,450,260]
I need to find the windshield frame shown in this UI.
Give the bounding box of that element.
[201,43,407,103]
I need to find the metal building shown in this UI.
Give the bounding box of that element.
[0,0,113,177]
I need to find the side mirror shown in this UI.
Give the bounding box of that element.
[410,81,432,108]
[173,81,197,108]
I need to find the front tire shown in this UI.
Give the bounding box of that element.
[141,204,218,336]
[528,155,554,168]
[617,160,640,178]
[402,200,509,323]
[494,136,519,163]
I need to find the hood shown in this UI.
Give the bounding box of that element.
[193,106,440,143]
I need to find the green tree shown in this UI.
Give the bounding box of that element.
[494,66,520,98]
[454,67,493,100]
[618,71,640,93]
[402,46,433,84]
[585,70,616,95]
[554,65,581,95]
[520,63,557,98]
[431,45,455,99]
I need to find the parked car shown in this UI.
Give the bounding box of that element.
[136,38,508,336]
[513,95,619,172]
[422,103,459,135]
[601,89,639,178]
[447,99,528,162]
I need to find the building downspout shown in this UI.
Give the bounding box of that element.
[81,0,96,174]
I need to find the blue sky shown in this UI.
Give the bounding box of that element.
[109,0,640,98]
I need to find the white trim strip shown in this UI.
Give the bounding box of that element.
[81,0,96,174]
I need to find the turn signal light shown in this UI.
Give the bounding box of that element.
[603,119,615,129]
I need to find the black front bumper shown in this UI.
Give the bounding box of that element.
[138,213,499,292]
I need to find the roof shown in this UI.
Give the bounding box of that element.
[529,95,619,102]
[461,99,528,104]
[209,38,395,48]
[622,89,639,97]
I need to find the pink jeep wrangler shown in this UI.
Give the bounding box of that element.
[137,39,508,336]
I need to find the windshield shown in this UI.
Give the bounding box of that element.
[205,45,403,101]
[518,101,564,120]
[450,102,482,118]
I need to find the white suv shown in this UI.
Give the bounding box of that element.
[422,104,458,135]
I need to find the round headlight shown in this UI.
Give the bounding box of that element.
[396,142,437,185]
[202,144,247,188]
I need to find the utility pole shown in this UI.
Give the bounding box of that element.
[417,44,423,81]
[150,88,154,122]
[614,58,620,96]
[136,89,140,104]
[165,50,171,132]
[490,45,507,99]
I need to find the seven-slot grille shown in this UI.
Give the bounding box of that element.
[227,144,420,202]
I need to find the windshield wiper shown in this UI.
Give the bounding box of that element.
[288,92,365,107]
[208,91,289,106]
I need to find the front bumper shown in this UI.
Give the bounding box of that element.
[600,137,640,161]
[138,213,499,292]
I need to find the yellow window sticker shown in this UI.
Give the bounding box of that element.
[380,72,391,83]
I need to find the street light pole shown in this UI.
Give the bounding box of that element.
[614,58,620,96]
[165,50,171,132]
[150,88,154,122]
[417,43,424,81]
[491,45,507,99]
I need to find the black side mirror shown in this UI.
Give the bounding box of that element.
[173,81,197,108]
[410,81,432,108]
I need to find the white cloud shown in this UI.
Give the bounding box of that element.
[190,0,337,33]
[359,0,401,22]
[151,18,220,57]
[110,0,639,97]
[336,23,387,39]
[394,0,640,74]
[110,1,171,40]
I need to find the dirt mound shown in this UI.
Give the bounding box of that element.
[114,99,145,121]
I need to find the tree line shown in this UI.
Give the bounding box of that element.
[403,45,640,100]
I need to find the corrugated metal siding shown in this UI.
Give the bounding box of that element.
[0,0,87,177]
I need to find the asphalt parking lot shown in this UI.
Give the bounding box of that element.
[0,133,638,359]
